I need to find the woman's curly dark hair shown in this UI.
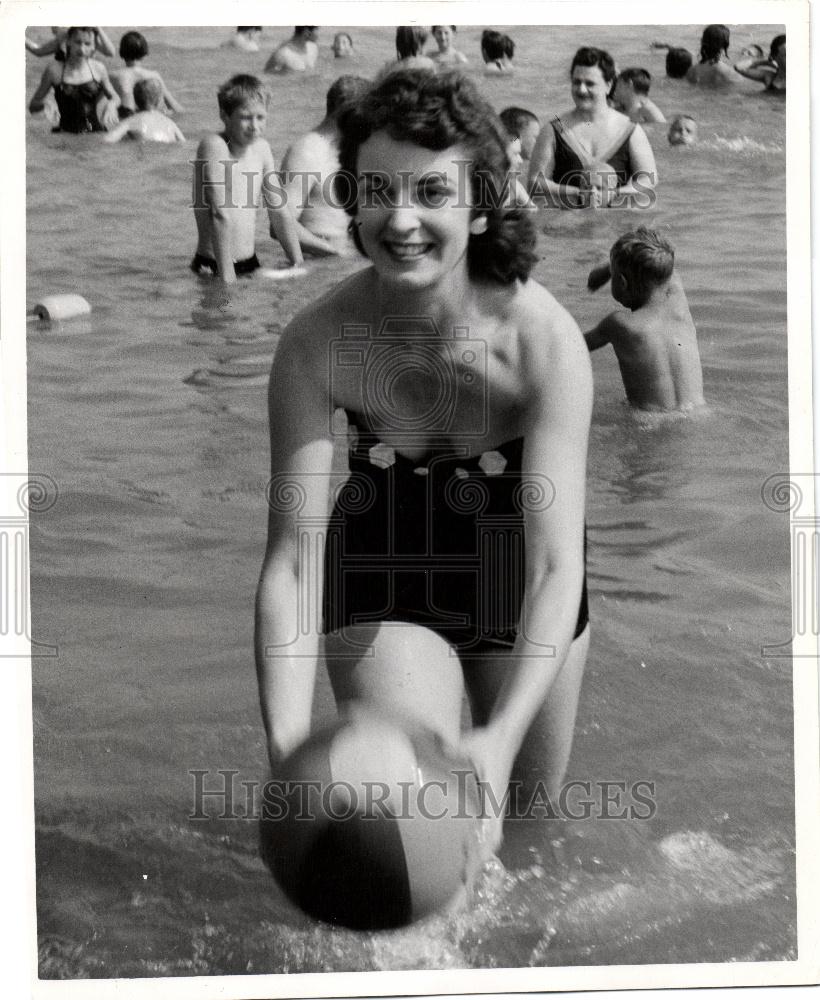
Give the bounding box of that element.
[336,69,537,285]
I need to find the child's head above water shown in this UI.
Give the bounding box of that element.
[133,77,163,112]
[615,67,652,98]
[610,227,674,307]
[699,24,730,62]
[119,30,148,61]
[665,47,693,78]
[217,73,270,117]
[337,68,537,284]
[667,114,697,146]
[481,30,515,63]
[395,26,429,59]
[333,32,353,57]
[499,106,540,160]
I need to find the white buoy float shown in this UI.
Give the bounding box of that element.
[260,267,307,281]
[30,294,92,322]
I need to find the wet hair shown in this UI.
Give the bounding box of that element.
[617,67,652,94]
[570,46,617,86]
[217,74,270,116]
[295,27,318,36]
[699,24,730,62]
[611,228,675,301]
[237,27,262,34]
[499,106,539,139]
[134,77,163,111]
[395,26,428,59]
[665,47,694,77]
[67,27,95,42]
[481,30,515,62]
[334,32,353,47]
[119,30,148,61]
[769,33,786,60]
[337,69,537,284]
[326,75,370,117]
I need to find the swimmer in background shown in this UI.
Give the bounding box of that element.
[110,31,183,118]
[499,107,541,163]
[223,27,263,53]
[29,26,120,133]
[734,33,786,93]
[103,78,185,143]
[686,25,740,87]
[264,27,319,74]
[332,32,354,58]
[430,25,468,66]
[383,27,437,74]
[279,75,370,257]
[665,47,694,79]
[481,30,515,74]
[191,74,303,283]
[667,114,697,146]
[612,68,666,124]
[26,26,116,59]
[585,227,704,412]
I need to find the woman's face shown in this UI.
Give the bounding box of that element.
[67,30,95,60]
[355,131,474,291]
[333,33,352,57]
[571,63,610,110]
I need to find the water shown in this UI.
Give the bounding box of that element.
[26,24,794,978]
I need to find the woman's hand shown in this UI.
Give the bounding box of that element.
[458,725,516,857]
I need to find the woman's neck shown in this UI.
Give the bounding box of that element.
[374,270,472,329]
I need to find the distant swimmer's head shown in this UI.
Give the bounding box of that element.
[333,32,354,58]
[699,24,730,63]
[570,47,617,105]
[667,114,697,147]
[395,26,428,60]
[610,227,675,309]
[613,67,651,108]
[769,33,786,67]
[432,26,457,52]
[119,30,148,61]
[217,74,270,143]
[481,30,515,64]
[499,106,540,160]
[739,43,765,60]
[66,27,96,60]
[134,77,163,112]
[337,68,537,286]
[326,75,370,118]
[295,27,319,41]
[665,47,693,78]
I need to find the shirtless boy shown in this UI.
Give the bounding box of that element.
[279,76,369,256]
[585,228,704,411]
[191,75,303,282]
[109,31,183,118]
[103,78,184,143]
[612,68,666,124]
[264,27,319,74]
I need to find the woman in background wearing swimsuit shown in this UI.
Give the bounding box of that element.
[255,70,592,854]
[527,46,656,209]
[29,26,120,133]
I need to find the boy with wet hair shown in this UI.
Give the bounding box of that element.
[103,77,185,143]
[667,114,697,146]
[613,68,666,123]
[110,30,183,117]
[191,74,303,282]
[585,228,704,411]
[264,27,319,73]
[499,106,541,161]
[665,47,694,79]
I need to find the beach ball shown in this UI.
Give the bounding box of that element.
[260,707,482,930]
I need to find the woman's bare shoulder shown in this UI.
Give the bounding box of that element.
[279,268,375,351]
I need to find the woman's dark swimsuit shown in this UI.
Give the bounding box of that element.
[551,116,636,190]
[190,253,261,276]
[322,413,589,654]
[53,61,104,133]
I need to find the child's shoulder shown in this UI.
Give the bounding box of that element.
[197,131,230,157]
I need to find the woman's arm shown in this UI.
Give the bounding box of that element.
[608,124,657,206]
[92,28,116,57]
[460,299,592,813]
[26,35,60,56]
[157,73,184,113]
[733,57,777,83]
[29,64,57,113]
[255,316,336,767]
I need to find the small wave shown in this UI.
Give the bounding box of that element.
[703,135,784,155]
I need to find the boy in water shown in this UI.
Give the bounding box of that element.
[667,114,698,146]
[499,107,541,163]
[430,25,469,65]
[110,31,183,118]
[103,78,184,143]
[264,27,319,73]
[224,27,263,52]
[612,68,666,123]
[191,75,303,283]
[585,228,704,411]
